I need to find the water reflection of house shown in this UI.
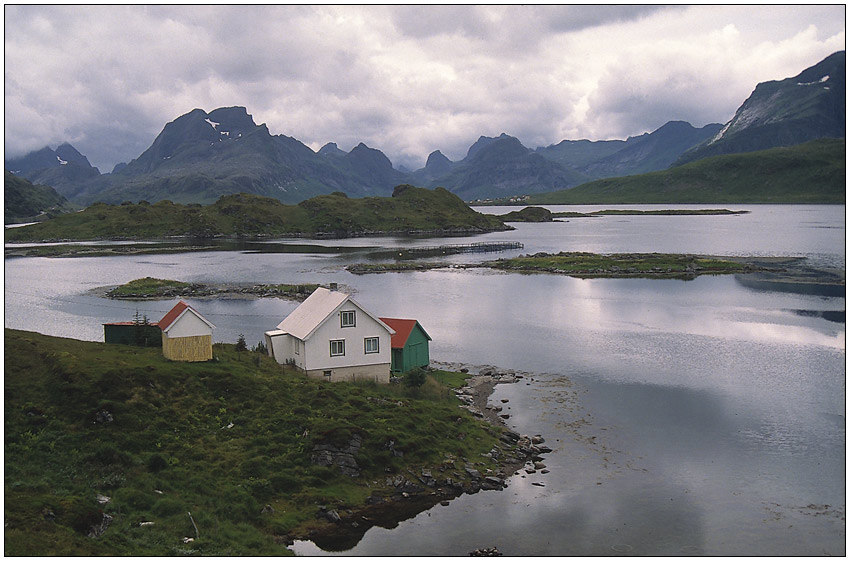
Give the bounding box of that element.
[379,318,431,374]
[264,286,395,383]
[158,301,216,362]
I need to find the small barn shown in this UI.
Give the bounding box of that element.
[158,301,215,362]
[379,318,431,374]
[103,320,161,347]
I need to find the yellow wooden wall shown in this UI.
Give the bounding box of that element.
[162,334,212,362]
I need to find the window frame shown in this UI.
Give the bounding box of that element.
[330,339,345,357]
[364,337,380,354]
[340,310,356,328]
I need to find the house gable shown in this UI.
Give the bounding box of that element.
[159,301,215,337]
[278,287,394,342]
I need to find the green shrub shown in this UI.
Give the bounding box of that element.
[88,443,132,466]
[152,497,185,517]
[114,487,155,510]
[147,453,168,473]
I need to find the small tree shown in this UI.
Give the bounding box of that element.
[403,368,427,391]
[133,309,152,347]
[235,333,248,352]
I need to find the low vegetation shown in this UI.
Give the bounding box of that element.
[4,185,509,242]
[4,329,512,555]
[527,139,845,204]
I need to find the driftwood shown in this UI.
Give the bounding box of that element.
[187,511,200,539]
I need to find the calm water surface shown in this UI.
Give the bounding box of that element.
[4,205,845,555]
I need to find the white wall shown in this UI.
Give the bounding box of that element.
[167,311,213,338]
[304,303,392,372]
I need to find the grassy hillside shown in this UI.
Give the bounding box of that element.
[527,139,845,204]
[4,329,508,555]
[5,185,508,242]
[4,171,76,224]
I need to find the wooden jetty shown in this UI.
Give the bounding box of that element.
[390,241,523,259]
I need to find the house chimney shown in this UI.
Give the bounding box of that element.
[329,282,338,291]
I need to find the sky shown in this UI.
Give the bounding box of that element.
[4,4,845,172]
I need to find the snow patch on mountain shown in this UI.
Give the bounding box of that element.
[797,75,829,86]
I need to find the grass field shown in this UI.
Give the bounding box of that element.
[4,329,503,555]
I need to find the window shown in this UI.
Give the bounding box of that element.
[330,339,345,357]
[294,340,300,355]
[323,370,332,378]
[340,310,356,328]
[364,337,379,354]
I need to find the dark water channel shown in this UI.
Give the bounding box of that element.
[4,205,845,555]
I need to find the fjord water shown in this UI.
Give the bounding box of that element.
[4,205,845,555]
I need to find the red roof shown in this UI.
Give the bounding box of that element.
[158,301,190,331]
[379,318,430,349]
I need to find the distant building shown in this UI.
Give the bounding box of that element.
[158,301,215,362]
[103,320,161,347]
[379,318,432,374]
[265,287,394,383]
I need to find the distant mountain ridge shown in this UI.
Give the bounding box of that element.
[5,143,100,195]
[4,51,843,204]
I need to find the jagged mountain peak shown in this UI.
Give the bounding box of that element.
[425,150,452,167]
[318,142,346,157]
[465,132,522,160]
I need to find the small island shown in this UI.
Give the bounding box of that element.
[346,252,771,279]
[101,277,321,300]
[487,252,762,278]
[497,206,749,222]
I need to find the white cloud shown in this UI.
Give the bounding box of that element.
[3,5,845,172]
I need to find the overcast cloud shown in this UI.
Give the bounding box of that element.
[4,5,845,172]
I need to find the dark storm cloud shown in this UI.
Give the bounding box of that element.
[4,5,845,171]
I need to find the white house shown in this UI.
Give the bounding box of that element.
[159,300,216,362]
[264,287,395,383]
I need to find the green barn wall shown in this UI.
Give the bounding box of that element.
[391,323,431,373]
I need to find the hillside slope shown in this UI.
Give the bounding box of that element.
[527,139,845,204]
[4,329,510,555]
[676,51,845,165]
[4,171,76,224]
[5,185,509,241]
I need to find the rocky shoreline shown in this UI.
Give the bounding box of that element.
[288,362,551,552]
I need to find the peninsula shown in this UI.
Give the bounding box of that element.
[4,185,510,243]
[4,329,547,555]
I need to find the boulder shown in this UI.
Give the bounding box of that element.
[311,434,363,477]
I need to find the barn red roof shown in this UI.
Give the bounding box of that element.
[158,301,190,331]
[379,318,430,349]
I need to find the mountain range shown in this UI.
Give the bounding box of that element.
[5,51,844,206]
